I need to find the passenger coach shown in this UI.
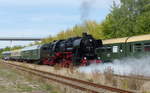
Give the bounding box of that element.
[96,34,150,62]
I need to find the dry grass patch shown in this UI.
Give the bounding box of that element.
[103,67,117,86]
[90,70,103,84]
[120,74,145,91]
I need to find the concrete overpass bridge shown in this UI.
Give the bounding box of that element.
[0,37,43,48]
[0,37,42,41]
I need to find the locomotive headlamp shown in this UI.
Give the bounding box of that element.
[89,39,92,42]
[98,57,101,59]
[84,57,87,60]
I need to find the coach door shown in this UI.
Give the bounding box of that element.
[125,43,133,57]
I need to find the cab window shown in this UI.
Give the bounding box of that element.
[107,47,112,52]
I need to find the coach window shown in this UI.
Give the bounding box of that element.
[134,43,142,52]
[144,43,150,51]
[106,46,112,52]
[129,44,132,52]
[99,47,105,52]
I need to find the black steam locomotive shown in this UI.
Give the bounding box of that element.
[2,33,103,67]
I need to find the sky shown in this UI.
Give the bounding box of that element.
[0,0,120,48]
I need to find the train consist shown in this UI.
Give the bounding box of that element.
[2,33,103,67]
[2,33,150,66]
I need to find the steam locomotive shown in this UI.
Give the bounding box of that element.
[2,33,103,67]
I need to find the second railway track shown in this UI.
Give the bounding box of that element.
[114,74,150,81]
[1,61,136,93]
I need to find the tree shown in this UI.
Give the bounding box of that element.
[102,0,150,39]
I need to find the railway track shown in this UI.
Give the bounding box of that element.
[114,74,150,81]
[1,61,135,93]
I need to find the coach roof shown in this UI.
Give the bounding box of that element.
[21,45,41,51]
[103,34,150,44]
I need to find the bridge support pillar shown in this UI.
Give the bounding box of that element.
[10,40,13,48]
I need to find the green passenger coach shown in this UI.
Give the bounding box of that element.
[96,34,150,62]
[21,45,41,61]
[20,44,50,63]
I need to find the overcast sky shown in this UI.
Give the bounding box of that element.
[0,0,120,48]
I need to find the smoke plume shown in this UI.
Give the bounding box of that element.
[80,0,97,21]
[80,0,91,22]
[80,0,96,32]
[78,56,150,76]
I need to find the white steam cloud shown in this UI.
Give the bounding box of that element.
[78,56,150,76]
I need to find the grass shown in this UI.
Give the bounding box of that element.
[54,64,61,73]
[0,63,60,93]
[68,64,75,74]
[120,74,145,91]
[17,69,60,93]
[103,67,114,85]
